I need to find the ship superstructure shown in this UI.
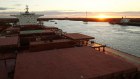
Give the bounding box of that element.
[11,5,43,26]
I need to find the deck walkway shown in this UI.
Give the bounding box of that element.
[0,60,8,79]
[104,47,140,70]
[90,42,140,70]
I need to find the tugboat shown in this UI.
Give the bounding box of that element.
[120,16,130,25]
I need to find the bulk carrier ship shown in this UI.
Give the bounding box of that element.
[0,6,140,79]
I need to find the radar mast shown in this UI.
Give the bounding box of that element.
[25,5,29,13]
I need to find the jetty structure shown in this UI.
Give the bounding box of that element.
[0,6,140,79]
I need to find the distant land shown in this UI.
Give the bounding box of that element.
[0,18,140,22]
[1,18,140,23]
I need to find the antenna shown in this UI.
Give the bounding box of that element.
[83,11,88,24]
[25,5,29,13]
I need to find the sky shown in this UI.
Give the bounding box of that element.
[0,0,140,18]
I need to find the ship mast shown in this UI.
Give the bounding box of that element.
[86,11,87,18]
[83,11,88,24]
[25,5,29,13]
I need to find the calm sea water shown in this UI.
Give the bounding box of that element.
[44,20,140,57]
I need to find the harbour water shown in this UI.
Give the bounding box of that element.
[44,20,140,57]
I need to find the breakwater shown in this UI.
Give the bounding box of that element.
[1,18,140,23]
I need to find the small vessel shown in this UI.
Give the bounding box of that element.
[49,20,55,22]
[49,19,57,24]
[120,16,130,25]
[54,22,57,24]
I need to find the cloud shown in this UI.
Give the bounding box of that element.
[14,4,22,6]
[97,12,140,18]
[0,7,8,10]
[0,7,13,10]
[38,11,140,18]
[1,10,140,18]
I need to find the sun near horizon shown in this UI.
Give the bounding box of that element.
[94,14,111,19]
[88,14,112,21]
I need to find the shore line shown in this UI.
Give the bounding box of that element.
[103,46,140,70]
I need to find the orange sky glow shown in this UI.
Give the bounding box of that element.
[0,0,140,18]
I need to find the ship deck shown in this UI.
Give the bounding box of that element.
[63,33,95,40]
[14,47,138,79]
[0,60,8,79]
[0,25,139,79]
[0,36,18,47]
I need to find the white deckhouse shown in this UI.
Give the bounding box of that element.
[11,5,43,26]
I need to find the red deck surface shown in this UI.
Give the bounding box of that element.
[0,28,3,31]
[29,39,75,52]
[20,25,45,31]
[0,61,8,79]
[5,27,20,31]
[63,33,95,40]
[0,36,19,47]
[14,47,137,79]
[20,30,55,37]
[44,26,58,30]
